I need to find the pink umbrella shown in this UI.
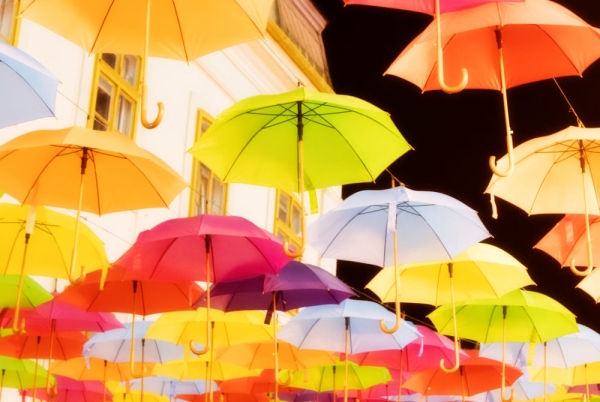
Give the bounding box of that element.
[113,214,291,358]
[20,375,112,402]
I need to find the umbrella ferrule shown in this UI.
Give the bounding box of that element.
[205,235,211,253]
[447,262,454,278]
[296,101,304,141]
[132,280,138,294]
[495,27,503,49]
[81,147,89,175]
[502,305,507,319]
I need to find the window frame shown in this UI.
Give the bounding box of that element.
[274,189,303,254]
[189,109,228,216]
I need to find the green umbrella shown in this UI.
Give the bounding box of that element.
[0,274,52,309]
[281,361,392,393]
[188,86,412,257]
[428,289,579,402]
[0,356,54,400]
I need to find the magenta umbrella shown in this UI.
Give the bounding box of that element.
[21,375,113,402]
[113,214,292,358]
[194,260,356,398]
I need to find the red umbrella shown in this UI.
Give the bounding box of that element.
[0,331,87,361]
[402,350,523,400]
[20,375,112,402]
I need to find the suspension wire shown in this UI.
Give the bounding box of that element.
[553,78,584,128]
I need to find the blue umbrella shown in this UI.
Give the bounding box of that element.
[127,376,218,401]
[277,299,422,402]
[0,41,58,128]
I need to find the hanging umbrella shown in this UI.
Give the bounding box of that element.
[179,392,270,402]
[428,289,579,402]
[385,0,600,176]
[57,265,203,380]
[0,274,52,309]
[0,202,109,334]
[472,373,554,402]
[127,376,217,400]
[0,127,187,287]
[19,0,274,128]
[151,358,260,382]
[216,371,298,395]
[194,260,354,396]
[402,350,523,400]
[0,356,54,401]
[485,126,600,275]
[20,375,113,402]
[0,40,59,128]
[576,267,600,302]
[309,185,491,333]
[277,299,422,402]
[0,331,88,361]
[50,357,155,383]
[189,86,412,257]
[282,361,392,394]
[111,389,169,402]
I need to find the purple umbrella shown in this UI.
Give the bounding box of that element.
[194,261,356,399]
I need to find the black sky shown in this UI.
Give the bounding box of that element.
[309,0,600,334]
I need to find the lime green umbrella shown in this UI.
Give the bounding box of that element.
[0,274,52,309]
[0,356,54,401]
[281,361,392,393]
[188,86,412,257]
[428,289,579,402]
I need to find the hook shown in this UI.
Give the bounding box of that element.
[11,313,25,334]
[570,259,593,276]
[189,339,209,355]
[489,133,515,177]
[68,266,86,286]
[440,263,460,373]
[283,240,305,258]
[380,300,401,334]
[129,357,148,379]
[276,371,292,387]
[439,349,460,373]
[434,0,468,94]
[45,383,58,399]
[500,387,515,402]
[140,84,164,129]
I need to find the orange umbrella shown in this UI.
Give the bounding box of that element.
[0,331,88,361]
[401,350,523,401]
[50,357,154,383]
[179,392,270,402]
[385,0,600,176]
[217,372,299,395]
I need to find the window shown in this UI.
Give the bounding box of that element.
[0,0,18,44]
[274,190,302,255]
[190,110,228,216]
[88,54,141,137]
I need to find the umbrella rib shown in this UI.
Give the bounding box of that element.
[483,305,499,343]
[42,223,70,278]
[169,0,189,62]
[317,206,375,260]
[2,221,25,274]
[231,0,266,41]
[88,0,116,54]
[1,61,56,116]
[534,24,585,75]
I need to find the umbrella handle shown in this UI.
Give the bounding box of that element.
[489,133,515,177]
[500,387,515,402]
[435,0,468,94]
[380,300,401,334]
[570,178,594,276]
[11,272,26,334]
[68,266,87,286]
[140,84,164,129]
[130,358,149,379]
[440,263,460,373]
[570,259,593,276]
[190,340,209,355]
[45,383,57,399]
[283,240,305,258]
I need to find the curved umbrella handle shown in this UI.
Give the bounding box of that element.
[489,133,515,177]
[380,300,401,334]
[130,359,149,379]
[570,259,593,276]
[45,382,58,399]
[276,370,292,386]
[571,151,594,277]
[283,240,305,259]
[439,345,460,373]
[190,339,209,355]
[141,84,164,129]
[68,266,86,286]
[500,387,515,402]
[435,0,468,94]
[440,263,460,373]
[11,309,25,334]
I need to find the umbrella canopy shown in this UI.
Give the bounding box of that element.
[20,375,113,402]
[485,126,600,275]
[49,357,154,383]
[366,242,534,306]
[195,260,356,311]
[385,0,600,176]
[180,392,270,402]
[0,274,52,309]
[216,371,298,395]
[83,321,187,364]
[282,361,392,393]
[529,324,600,369]
[151,359,260,382]
[0,331,88,360]
[402,350,523,397]
[215,340,338,370]
[127,376,217,398]
[528,362,600,388]
[0,356,54,400]
[428,289,579,344]
[0,40,58,128]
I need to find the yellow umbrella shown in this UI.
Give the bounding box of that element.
[528,362,600,388]
[50,357,155,383]
[0,203,108,334]
[0,126,187,287]
[18,0,274,128]
[152,359,260,382]
[366,242,535,372]
[146,309,276,402]
[214,340,338,370]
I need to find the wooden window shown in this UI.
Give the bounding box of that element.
[0,0,18,44]
[190,110,228,216]
[274,190,302,255]
[89,54,141,138]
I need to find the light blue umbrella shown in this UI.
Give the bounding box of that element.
[530,324,600,369]
[277,299,422,402]
[127,376,218,401]
[84,321,187,366]
[0,41,58,128]
[473,374,556,402]
[479,342,531,368]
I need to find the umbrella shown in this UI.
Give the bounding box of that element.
[282,361,392,393]
[19,0,274,128]
[385,0,600,176]
[343,0,525,94]
[189,86,412,257]
[485,126,600,275]
[277,299,422,402]
[0,274,52,309]
[0,331,88,361]
[401,350,523,400]
[127,376,218,400]
[309,185,491,333]
[528,324,600,401]
[0,356,54,401]
[0,126,187,286]
[57,265,203,378]
[0,40,58,128]
[194,260,354,394]
[50,357,155,383]
[20,375,113,402]
[151,359,260,382]
[473,374,554,402]
[180,393,270,402]
[428,289,579,402]
[0,202,109,334]
[216,371,298,395]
